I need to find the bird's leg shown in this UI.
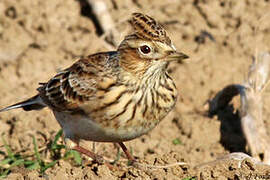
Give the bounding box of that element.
[73,145,105,164]
[65,138,135,165]
[118,142,136,163]
[64,138,104,164]
[72,144,116,170]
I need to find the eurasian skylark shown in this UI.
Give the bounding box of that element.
[0,13,188,163]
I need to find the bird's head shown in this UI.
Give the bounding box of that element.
[118,13,189,77]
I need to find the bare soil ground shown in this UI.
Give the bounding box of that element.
[1,0,270,179]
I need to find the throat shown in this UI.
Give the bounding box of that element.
[141,61,168,86]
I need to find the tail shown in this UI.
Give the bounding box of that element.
[0,95,46,112]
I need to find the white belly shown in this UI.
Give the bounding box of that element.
[53,111,154,142]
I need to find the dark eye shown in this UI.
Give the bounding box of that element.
[139,45,151,54]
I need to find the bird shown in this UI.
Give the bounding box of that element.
[0,13,188,164]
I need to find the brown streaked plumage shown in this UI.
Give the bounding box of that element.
[132,13,171,44]
[0,13,189,163]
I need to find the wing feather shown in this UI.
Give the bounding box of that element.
[38,52,119,112]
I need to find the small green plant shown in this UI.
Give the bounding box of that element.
[32,136,58,174]
[63,150,82,166]
[0,129,82,178]
[50,129,66,159]
[182,177,196,180]
[52,130,82,166]
[172,138,182,145]
[0,137,25,178]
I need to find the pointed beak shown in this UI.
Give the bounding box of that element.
[166,51,189,62]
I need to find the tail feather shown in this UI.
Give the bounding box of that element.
[0,95,46,112]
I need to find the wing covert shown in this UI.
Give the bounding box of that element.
[38,52,118,112]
